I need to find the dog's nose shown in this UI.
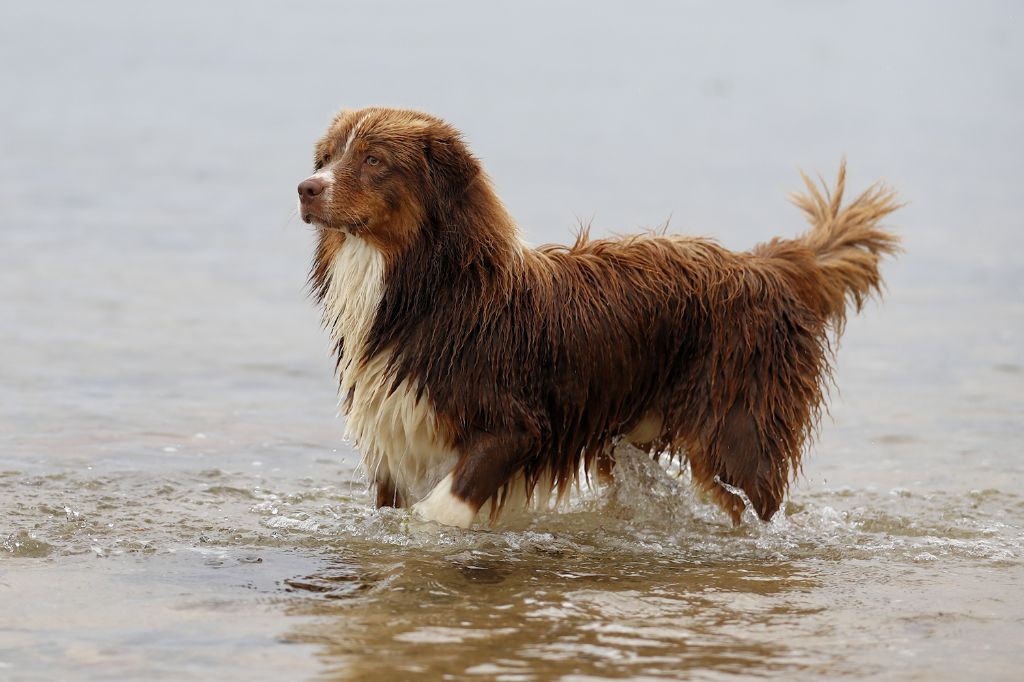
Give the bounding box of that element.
[298,178,326,199]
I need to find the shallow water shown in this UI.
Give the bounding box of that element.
[2,1,1023,680]
[4,451,1023,680]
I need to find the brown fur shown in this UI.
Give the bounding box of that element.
[301,107,901,524]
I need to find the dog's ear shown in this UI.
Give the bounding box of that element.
[423,135,478,214]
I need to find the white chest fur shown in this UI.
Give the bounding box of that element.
[324,236,459,503]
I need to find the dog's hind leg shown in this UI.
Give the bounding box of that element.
[689,400,790,524]
[593,413,665,484]
[595,448,616,486]
[412,430,533,528]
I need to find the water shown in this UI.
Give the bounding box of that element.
[1,1,1022,679]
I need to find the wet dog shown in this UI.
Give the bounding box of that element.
[298,107,900,527]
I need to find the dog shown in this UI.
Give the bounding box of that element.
[297,107,900,528]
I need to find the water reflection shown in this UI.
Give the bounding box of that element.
[283,549,826,680]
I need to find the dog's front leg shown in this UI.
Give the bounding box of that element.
[412,430,531,528]
[374,477,404,509]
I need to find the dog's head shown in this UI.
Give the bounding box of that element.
[298,107,481,254]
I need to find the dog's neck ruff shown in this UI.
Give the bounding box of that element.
[323,235,459,503]
[323,235,385,389]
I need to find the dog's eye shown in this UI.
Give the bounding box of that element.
[365,156,380,167]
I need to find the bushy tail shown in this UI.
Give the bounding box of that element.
[786,161,902,331]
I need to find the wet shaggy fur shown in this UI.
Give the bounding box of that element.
[299,107,901,526]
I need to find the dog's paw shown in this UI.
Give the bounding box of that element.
[411,473,478,528]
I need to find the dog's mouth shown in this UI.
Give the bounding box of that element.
[304,212,369,234]
[301,209,332,228]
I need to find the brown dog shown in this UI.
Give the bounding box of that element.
[298,107,900,527]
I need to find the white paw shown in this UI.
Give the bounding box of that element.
[411,472,477,528]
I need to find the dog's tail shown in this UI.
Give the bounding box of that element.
[757,161,902,332]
